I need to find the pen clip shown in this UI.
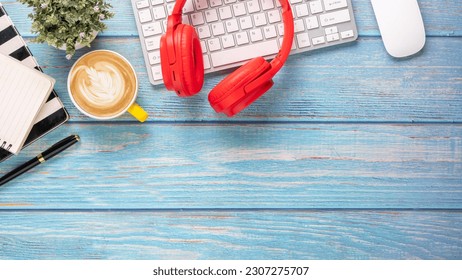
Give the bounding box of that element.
[50,135,79,148]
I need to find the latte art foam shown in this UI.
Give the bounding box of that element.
[69,51,137,118]
[81,65,124,106]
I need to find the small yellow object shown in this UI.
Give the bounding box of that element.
[127,103,149,123]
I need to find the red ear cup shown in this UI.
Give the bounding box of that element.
[160,24,204,97]
[178,24,204,96]
[160,35,173,90]
[208,57,273,117]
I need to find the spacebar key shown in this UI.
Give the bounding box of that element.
[210,40,279,68]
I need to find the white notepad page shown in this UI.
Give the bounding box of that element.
[0,53,55,155]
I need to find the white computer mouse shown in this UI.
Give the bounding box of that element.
[371,0,426,58]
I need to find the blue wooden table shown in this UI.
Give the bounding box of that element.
[0,0,461,259]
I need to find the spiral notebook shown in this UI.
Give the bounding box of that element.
[0,3,69,161]
[0,54,55,154]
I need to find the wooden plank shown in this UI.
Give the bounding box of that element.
[21,37,462,122]
[1,123,461,209]
[3,0,462,37]
[0,210,460,259]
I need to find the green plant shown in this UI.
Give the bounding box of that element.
[19,0,114,59]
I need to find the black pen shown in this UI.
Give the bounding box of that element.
[0,135,80,186]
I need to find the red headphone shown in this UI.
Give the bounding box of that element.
[160,0,294,117]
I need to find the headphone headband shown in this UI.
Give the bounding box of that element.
[272,2,294,72]
[171,0,187,17]
[168,0,294,76]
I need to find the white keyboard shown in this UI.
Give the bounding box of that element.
[131,0,358,85]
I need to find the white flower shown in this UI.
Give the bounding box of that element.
[99,14,105,20]
[66,54,72,60]
[40,3,48,9]
[79,32,86,39]
[94,6,100,12]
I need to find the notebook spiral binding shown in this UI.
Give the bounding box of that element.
[0,3,69,162]
[0,140,12,151]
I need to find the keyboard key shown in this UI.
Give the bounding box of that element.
[279,37,296,50]
[294,19,305,33]
[203,55,211,69]
[320,9,351,27]
[277,23,284,36]
[194,0,208,10]
[309,0,324,14]
[151,66,163,81]
[247,0,261,14]
[152,6,166,20]
[219,6,232,19]
[148,51,161,65]
[250,28,264,42]
[305,16,319,30]
[145,36,161,51]
[263,25,277,39]
[232,3,246,17]
[211,22,225,36]
[166,3,174,15]
[290,0,303,3]
[182,15,190,25]
[208,38,221,51]
[142,22,162,37]
[225,19,239,33]
[267,10,281,24]
[183,1,194,13]
[312,36,325,45]
[254,13,267,27]
[326,33,340,42]
[191,12,205,25]
[224,0,236,3]
[151,0,164,5]
[136,0,149,9]
[296,33,311,48]
[323,0,347,11]
[210,0,223,8]
[296,4,309,18]
[325,26,338,35]
[261,0,275,10]
[197,26,211,38]
[239,16,253,30]
[210,40,279,67]
[138,9,152,23]
[205,9,219,22]
[341,30,355,39]
[200,40,207,53]
[236,31,249,45]
[221,34,235,48]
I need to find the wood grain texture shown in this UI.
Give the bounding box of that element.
[1,124,460,209]
[0,0,461,260]
[3,0,462,37]
[0,211,461,259]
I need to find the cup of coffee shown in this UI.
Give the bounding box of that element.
[68,50,148,122]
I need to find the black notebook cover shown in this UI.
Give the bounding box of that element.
[0,3,69,162]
